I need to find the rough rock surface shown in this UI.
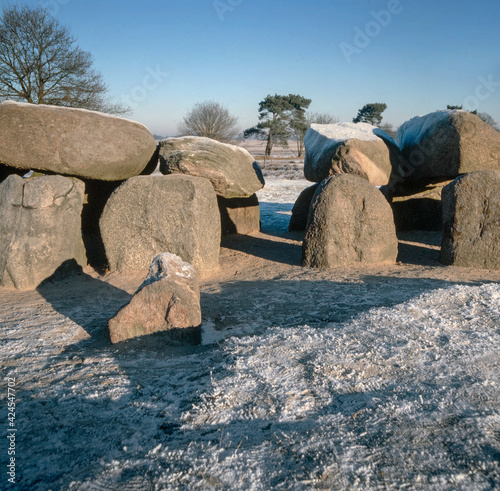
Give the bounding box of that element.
[441,170,500,269]
[392,110,500,186]
[388,179,453,231]
[158,136,265,198]
[302,174,398,268]
[108,253,201,344]
[288,183,319,232]
[0,175,86,289]
[100,175,220,277]
[0,100,157,181]
[218,194,260,235]
[304,123,400,185]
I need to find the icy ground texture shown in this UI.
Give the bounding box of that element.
[2,283,499,490]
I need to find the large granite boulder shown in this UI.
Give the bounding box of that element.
[288,184,319,232]
[388,179,453,231]
[158,136,265,198]
[0,101,157,181]
[0,175,86,289]
[100,175,220,277]
[304,122,400,185]
[218,194,260,235]
[302,174,398,268]
[440,170,500,269]
[392,110,500,187]
[108,253,202,344]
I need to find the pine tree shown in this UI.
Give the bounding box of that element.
[353,103,387,126]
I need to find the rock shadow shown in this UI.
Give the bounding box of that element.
[221,232,302,266]
[396,230,442,266]
[36,260,133,345]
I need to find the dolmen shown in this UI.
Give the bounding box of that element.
[0,101,265,290]
[386,110,500,231]
[290,122,403,232]
[0,101,158,288]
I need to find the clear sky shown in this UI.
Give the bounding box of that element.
[16,0,500,136]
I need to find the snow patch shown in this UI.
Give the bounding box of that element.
[395,110,458,149]
[307,122,396,147]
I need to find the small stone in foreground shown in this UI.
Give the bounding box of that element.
[108,253,202,344]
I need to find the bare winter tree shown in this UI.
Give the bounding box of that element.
[178,101,240,142]
[306,112,338,125]
[0,5,128,114]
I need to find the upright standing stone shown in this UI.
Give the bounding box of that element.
[441,170,500,269]
[302,174,398,268]
[218,194,260,235]
[100,175,220,277]
[288,184,319,232]
[0,175,86,289]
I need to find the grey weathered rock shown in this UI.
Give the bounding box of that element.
[108,252,202,344]
[0,175,86,289]
[218,194,260,235]
[0,100,157,181]
[288,184,319,232]
[392,110,500,187]
[302,174,398,268]
[100,175,220,277]
[388,179,453,231]
[304,123,400,185]
[440,170,500,269]
[158,136,265,198]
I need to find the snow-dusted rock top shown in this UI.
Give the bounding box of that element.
[304,122,397,185]
[308,122,396,147]
[392,110,500,185]
[395,110,456,149]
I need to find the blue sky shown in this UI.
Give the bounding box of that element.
[16,0,500,135]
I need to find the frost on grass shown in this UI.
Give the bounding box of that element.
[2,283,499,490]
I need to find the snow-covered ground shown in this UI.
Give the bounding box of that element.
[1,176,499,490]
[256,178,311,233]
